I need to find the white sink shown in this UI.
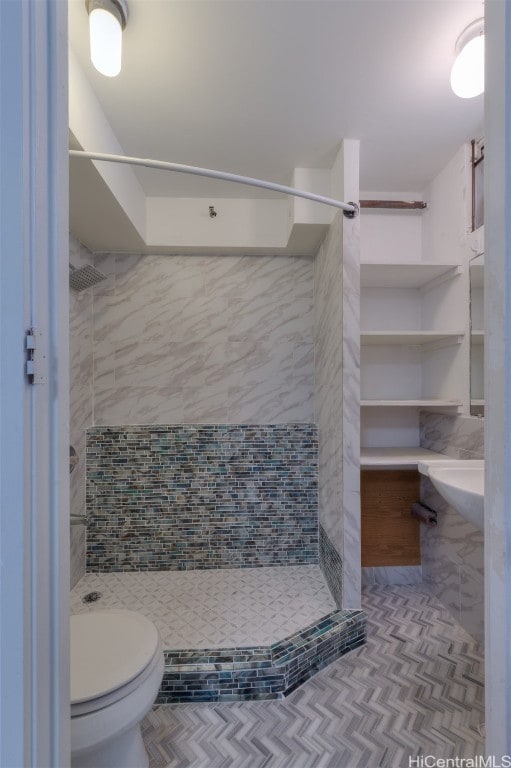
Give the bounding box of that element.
[417,459,484,531]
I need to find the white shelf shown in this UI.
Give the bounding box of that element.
[361,447,452,470]
[361,331,464,346]
[360,262,461,289]
[471,399,485,407]
[360,178,470,435]
[361,399,462,410]
[471,331,485,345]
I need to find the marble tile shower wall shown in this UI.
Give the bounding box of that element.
[92,253,315,426]
[69,236,94,588]
[314,214,349,602]
[86,424,318,572]
[314,217,343,552]
[420,412,484,642]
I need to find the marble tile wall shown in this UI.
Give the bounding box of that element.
[314,142,361,612]
[315,214,345,600]
[91,253,315,425]
[362,566,423,586]
[420,412,484,460]
[86,424,319,572]
[339,144,361,608]
[420,411,484,642]
[69,236,94,588]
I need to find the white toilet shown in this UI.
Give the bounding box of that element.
[70,609,164,768]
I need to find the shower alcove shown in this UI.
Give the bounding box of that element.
[72,423,365,702]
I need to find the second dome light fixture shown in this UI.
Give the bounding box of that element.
[86,0,128,77]
[450,18,485,99]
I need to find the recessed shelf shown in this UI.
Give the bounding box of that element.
[361,331,464,346]
[361,399,463,411]
[471,331,485,345]
[360,262,461,289]
[360,206,468,425]
[361,447,452,470]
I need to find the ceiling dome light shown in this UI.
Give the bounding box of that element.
[450,18,485,99]
[86,0,128,77]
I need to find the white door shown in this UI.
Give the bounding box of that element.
[484,0,511,756]
[0,1,70,766]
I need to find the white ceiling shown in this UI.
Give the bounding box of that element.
[68,0,484,201]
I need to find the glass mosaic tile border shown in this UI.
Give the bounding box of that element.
[319,525,343,607]
[157,608,366,703]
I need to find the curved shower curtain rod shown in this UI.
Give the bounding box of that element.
[68,150,359,217]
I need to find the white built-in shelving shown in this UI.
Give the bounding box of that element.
[360,157,473,456]
[360,262,461,289]
[361,399,462,409]
[361,446,453,470]
[361,331,463,346]
[360,260,466,417]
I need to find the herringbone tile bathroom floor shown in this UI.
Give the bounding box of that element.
[141,585,484,768]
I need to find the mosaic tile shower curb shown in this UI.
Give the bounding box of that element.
[319,524,343,608]
[86,424,318,572]
[157,609,366,703]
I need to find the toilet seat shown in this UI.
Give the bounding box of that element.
[71,609,160,716]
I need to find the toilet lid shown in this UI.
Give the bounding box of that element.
[70,610,160,705]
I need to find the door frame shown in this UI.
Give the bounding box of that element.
[0,1,70,765]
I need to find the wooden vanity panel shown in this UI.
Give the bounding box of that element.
[361,469,421,566]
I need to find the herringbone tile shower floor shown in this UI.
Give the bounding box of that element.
[141,585,485,768]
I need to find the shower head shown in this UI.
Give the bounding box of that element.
[69,263,107,292]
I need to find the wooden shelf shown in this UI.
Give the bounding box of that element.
[360,262,461,289]
[361,399,462,410]
[361,331,464,346]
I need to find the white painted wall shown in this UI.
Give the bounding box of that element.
[69,47,147,239]
[146,197,290,249]
[291,168,334,226]
[421,145,472,262]
[421,147,472,413]
[361,409,420,448]
[360,208,423,265]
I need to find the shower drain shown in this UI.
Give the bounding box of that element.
[82,591,103,604]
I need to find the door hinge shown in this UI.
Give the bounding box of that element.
[25,328,47,384]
